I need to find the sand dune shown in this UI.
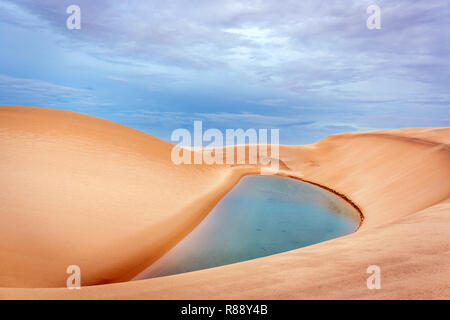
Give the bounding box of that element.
[0,106,449,299]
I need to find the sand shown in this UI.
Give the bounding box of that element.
[0,106,449,299]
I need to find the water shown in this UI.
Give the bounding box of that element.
[136,175,360,279]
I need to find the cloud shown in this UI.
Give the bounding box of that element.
[258,98,286,107]
[109,109,315,129]
[5,1,449,94]
[0,74,111,109]
[0,74,89,97]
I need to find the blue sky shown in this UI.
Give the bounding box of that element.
[0,0,449,144]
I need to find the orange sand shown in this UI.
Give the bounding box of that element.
[0,106,449,299]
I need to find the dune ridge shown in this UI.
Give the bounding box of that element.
[0,106,449,299]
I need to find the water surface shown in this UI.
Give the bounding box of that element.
[137,175,360,279]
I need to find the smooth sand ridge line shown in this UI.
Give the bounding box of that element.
[0,106,449,299]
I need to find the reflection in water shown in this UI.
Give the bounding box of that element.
[136,175,360,279]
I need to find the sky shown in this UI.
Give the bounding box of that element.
[0,0,449,144]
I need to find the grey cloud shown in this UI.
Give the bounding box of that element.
[0,74,90,97]
[0,74,111,110]
[4,0,450,109]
